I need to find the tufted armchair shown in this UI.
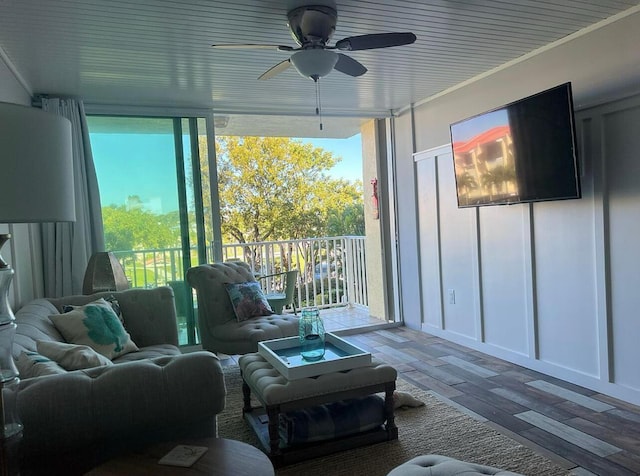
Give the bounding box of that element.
[186,262,300,355]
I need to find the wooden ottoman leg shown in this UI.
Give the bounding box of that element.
[384,381,398,440]
[242,379,253,413]
[266,405,283,466]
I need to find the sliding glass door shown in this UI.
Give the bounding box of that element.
[87,115,218,345]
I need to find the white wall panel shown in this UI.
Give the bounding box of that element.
[479,205,529,355]
[533,197,599,376]
[415,151,442,329]
[605,102,640,392]
[436,155,478,338]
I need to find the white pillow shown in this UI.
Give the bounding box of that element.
[50,298,139,359]
[36,341,113,371]
[16,351,67,378]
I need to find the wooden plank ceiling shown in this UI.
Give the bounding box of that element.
[0,0,637,137]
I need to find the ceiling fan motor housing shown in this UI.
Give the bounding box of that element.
[287,5,337,46]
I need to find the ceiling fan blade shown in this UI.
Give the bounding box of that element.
[335,32,416,51]
[258,59,292,80]
[212,44,295,52]
[334,53,367,77]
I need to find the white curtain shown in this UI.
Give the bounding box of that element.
[40,97,104,297]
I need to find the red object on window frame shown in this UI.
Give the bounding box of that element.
[371,178,379,220]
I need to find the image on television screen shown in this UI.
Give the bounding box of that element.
[450,83,581,207]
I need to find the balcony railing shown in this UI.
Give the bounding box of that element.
[112,236,368,310]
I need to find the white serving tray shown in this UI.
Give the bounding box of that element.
[257,332,372,380]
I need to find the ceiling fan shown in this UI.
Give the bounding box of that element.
[211,3,417,81]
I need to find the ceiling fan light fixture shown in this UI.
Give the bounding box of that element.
[290,49,338,79]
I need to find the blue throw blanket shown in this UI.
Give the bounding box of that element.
[278,395,386,446]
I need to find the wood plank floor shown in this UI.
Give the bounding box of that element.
[342,326,640,476]
[218,324,640,475]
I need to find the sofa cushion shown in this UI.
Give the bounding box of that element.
[36,341,114,371]
[50,298,139,359]
[225,281,274,321]
[12,300,64,357]
[16,351,67,378]
[113,344,181,363]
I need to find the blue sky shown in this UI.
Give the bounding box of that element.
[91,133,363,214]
[450,109,508,143]
[306,134,363,182]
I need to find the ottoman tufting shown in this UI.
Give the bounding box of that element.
[387,455,524,476]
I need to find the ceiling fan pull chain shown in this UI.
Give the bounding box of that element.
[315,77,323,131]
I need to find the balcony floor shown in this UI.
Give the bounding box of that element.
[318,305,388,332]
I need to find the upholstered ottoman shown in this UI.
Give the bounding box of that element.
[239,352,398,467]
[387,455,524,476]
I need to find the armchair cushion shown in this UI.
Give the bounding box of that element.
[49,298,139,359]
[225,281,273,321]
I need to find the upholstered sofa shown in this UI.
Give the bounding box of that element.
[11,287,227,475]
[187,261,299,355]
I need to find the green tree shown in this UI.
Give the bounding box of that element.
[212,136,363,243]
[327,202,365,236]
[102,203,180,251]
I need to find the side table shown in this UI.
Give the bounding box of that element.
[85,437,274,476]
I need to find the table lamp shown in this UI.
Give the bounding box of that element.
[0,101,74,474]
[82,251,129,295]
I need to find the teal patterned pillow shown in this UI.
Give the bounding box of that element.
[50,298,139,359]
[63,294,124,324]
[225,281,274,322]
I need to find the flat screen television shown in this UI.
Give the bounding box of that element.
[449,82,581,207]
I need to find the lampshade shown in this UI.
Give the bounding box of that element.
[290,49,339,79]
[0,102,75,223]
[82,252,129,295]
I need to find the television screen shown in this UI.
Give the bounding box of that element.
[450,83,581,207]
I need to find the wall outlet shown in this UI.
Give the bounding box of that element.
[448,289,455,304]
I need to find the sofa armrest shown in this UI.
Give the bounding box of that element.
[47,286,179,347]
[17,351,226,464]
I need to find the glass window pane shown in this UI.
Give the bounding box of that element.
[87,116,197,344]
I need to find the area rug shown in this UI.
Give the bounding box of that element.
[218,366,571,476]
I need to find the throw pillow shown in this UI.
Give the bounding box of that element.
[225,281,274,322]
[50,298,139,359]
[36,341,113,371]
[62,294,125,324]
[16,351,67,378]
